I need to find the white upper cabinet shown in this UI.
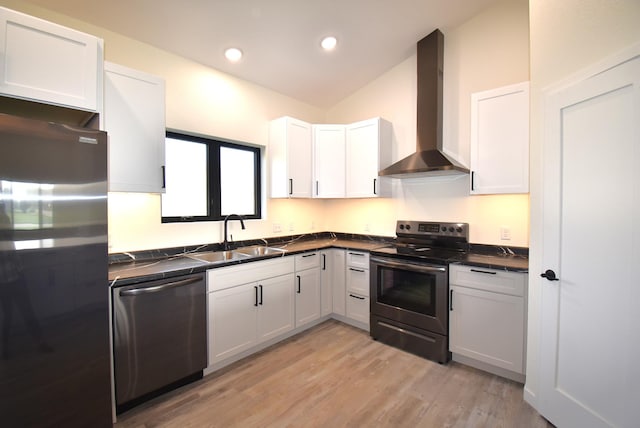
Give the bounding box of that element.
[346,117,392,198]
[104,62,166,193]
[470,81,529,195]
[270,116,312,198]
[0,7,102,112]
[313,124,346,198]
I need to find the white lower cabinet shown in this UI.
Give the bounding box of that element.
[345,251,370,327]
[449,264,527,380]
[320,249,347,317]
[207,257,295,366]
[295,252,321,327]
[206,248,370,372]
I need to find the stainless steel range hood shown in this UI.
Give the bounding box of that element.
[379,29,469,178]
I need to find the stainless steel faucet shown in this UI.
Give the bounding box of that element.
[223,214,245,250]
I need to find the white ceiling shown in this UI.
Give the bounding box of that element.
[26,0,501,108]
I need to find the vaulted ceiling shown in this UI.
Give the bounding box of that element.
[25,0,501,107]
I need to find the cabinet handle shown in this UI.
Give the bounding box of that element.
[297,275,301,293]
[470,268,497,275]
[322,253,326,270]
[348,252,364,256]
[259,284,263,305]
[302,253,316,258]
[289,178,293,195]
[373,178,377,195]
[471,171,475,191]
[161,165,166,189]
[254,286,259,307]
[349,268,365,273]
[316,181,319,196]
[349,294,365,300]
[450,289,453,311]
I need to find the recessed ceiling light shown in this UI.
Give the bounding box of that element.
[321,36,337,51]
[224,47,243,62]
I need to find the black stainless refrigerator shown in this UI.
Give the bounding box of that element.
[0,113,112,427]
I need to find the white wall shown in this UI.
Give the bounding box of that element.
[326,0,530,246]
[525,0,640,406]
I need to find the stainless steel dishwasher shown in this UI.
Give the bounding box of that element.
[112,273,207,413]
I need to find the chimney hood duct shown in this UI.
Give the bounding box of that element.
[378,29,469,178]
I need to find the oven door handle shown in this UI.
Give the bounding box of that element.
[370,257,446,274]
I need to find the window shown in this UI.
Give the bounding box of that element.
[161,131,261,222]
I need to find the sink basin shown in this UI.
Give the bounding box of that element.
[236,245,286,257]
[185,250,250,264]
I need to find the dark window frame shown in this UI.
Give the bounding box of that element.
[161,131,262,223]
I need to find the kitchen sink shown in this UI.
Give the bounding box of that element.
[236,245,286,257]
[185,250,250,264]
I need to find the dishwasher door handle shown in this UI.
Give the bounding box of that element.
[119,276,202,296]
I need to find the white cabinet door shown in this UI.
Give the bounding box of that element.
[104,62,166,193]
[345,118,392,198]
[449,284,525,374]
[331,250,346,316]
[257,274,295,342]
[320,249,347,317]
[313,125,345,198]
[0,7,102,112]
[208,283,258,365]
[470,82,529,194]
[269,116,312,198]
[536,54,640,428]
[295,268,321,327]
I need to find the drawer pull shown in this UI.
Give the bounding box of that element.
[349,252,364,256]
[470,268,497,275]
[349,294,365,300]
[349,268,365,273]
[302,253,317,258]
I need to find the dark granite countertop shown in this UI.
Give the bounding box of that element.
[108,233,528,286]
[451,253,529,273]
[108,234,390,287]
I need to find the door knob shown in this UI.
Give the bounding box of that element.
[540,269,559,281]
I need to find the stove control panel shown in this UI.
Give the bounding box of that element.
[396,220,469,239]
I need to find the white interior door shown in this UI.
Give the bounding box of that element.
[539,54,640,427]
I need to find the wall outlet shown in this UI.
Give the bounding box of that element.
[364,223,370,232]
[289,222,295,231]
[500,226,512,240]
[273,223,282,233]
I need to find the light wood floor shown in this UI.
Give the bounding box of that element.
[114,320,552,428]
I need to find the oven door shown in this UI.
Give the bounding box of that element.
[370,256,449,335]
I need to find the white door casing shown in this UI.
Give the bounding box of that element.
[538,53,640,427]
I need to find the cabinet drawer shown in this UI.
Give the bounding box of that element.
[346,266,369,296]
[295,252,320,271]
[449,264,526,297]
[346,292,369,325]
[207,257,294,292]
[346,251,369,269]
